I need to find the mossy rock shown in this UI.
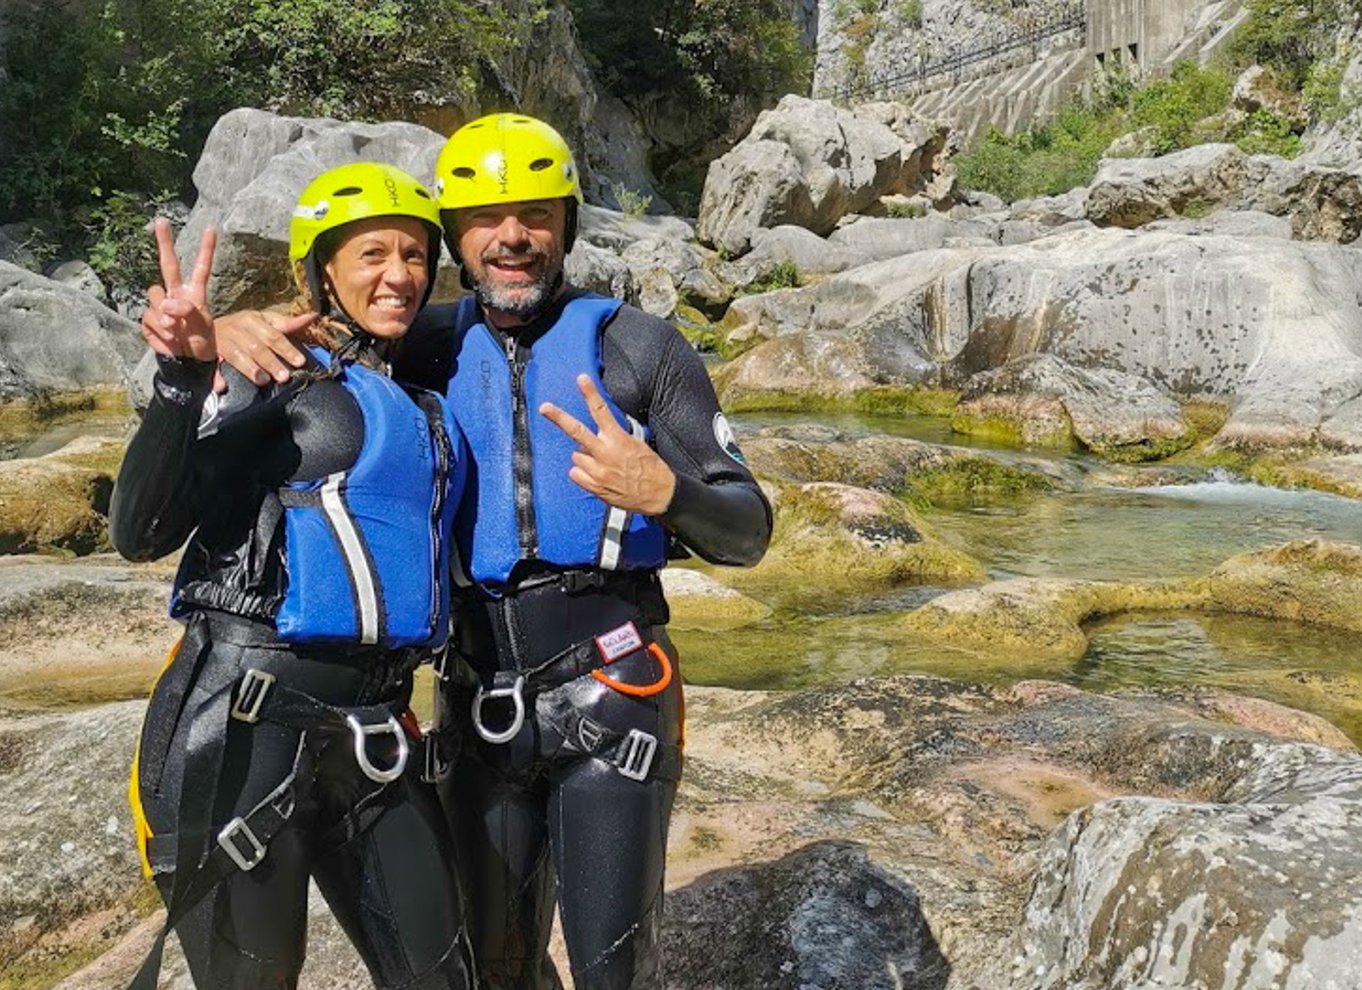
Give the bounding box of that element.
[739,428,1056,509]
[0,437,126,555]
[662,568,773,631]
[0,389,129,440]
[899,578,1207,663]
[950,396,1075,450]
[1197,540,1362,632]
[704,482,985,611]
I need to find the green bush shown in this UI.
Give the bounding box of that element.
[1130,62,1233,154]
[1230,0,1345,90]
[0,0,522,250]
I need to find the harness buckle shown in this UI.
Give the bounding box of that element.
[421,733,449,784]
[470,675,526,744]
[617,729,657,782]
[230,668,275,723]
[217,817,267,872]
[575,715,605,753]
[561,570,607,594]
[345,714,409,784]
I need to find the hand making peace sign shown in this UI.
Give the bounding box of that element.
[140,218,218,363]
[539,374,678,516]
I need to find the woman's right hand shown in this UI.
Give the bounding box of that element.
[141,218,217,363]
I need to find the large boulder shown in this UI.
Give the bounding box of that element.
[178,109,449,313]
[576,204,695,253]
[716,225,1362,451]
[1085,144,1252,229]
[952,354,1192,460]
[0,262,143,404]
[697,95,945,256]
[1010,742,1362,989]
[1086,144,1362,242]
[828,213,1001,262]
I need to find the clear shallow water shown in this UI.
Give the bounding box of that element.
[929,480,1362,582]
[0,414,130,460]
[710,410,1362,742]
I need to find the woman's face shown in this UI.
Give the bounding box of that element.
[323,216,432,339]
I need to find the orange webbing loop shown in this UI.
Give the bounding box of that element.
[591,642,673,698]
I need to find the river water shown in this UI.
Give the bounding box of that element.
[674,412,1362,743]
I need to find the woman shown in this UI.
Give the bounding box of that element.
[111,163,472,990]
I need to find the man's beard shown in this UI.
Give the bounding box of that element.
[470,247,563,319]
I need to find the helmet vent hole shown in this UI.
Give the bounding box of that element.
[333,186,363,196]
[468,123,484,129]
[528,158,554,172]
[414,188,431,199]
[452,167,477,179]
[513,117,532,124]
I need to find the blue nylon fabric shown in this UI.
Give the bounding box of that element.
[447,294,669,586]
[275,350,462,647]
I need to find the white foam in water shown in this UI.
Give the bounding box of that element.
[1137,475,1360,508]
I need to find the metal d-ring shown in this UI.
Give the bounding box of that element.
[346,714,409,784]
[470,676,526,744]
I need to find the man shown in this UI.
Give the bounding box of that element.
[209,114,771,989]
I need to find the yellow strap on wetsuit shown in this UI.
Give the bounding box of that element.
[129,637,184,878]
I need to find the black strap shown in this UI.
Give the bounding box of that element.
[128,671,399,990]
[548,703,683,783]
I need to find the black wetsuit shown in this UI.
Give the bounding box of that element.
[394,290,772,990]
[110,351,474,990]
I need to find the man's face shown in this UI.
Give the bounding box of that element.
[452,198,567,324]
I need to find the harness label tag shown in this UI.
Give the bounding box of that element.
[595,621,643,664]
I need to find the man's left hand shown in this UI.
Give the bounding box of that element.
[540,374,676,516]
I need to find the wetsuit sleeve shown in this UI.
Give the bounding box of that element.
[602,307,772,567]
[109,355,220,560]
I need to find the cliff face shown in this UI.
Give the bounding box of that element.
[1303,11,1362,171]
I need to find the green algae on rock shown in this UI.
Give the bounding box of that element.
[702,482,985,612]
[0,437,128,555]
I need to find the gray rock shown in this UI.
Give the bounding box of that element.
[738,225,871,282]
[0,261,144,402]
[829,214,1001,261]
[576,204,695,253]
[633,266,678,319]
[955,353,1191,457]
[0,703,146,932]
[1009,188,1089,225]
[1145,209,1295,239]
[1085,144,1250,229]
[619,237,703,285]
[676,267,732,316]
[1086,145,1362,243]
[44,260,108,303]
[179,109,448,313]
[563,241,635,303]
[663,842,950,990]
[1233,64,1308,129]
[697,95,942,256]
[1102,125,1160,160]
[584,94,672,215]
[0,220,53,273]
[1241,154,1362,243]
[1010,743,1362,989]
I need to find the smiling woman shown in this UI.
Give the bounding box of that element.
[108,161,474,990]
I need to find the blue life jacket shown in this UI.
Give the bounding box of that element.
[447,295,668,587]
[274,350,465,647]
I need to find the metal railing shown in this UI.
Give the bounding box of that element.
[832,1,1087,103]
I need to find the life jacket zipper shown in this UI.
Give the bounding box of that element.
[504,332,538,559]
[424,394,452,639]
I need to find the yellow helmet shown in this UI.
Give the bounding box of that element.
[433,113,584,211]
[288,162,443,312]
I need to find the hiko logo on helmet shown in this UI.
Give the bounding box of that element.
[293,201,329,221]
[383,174,400,207]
